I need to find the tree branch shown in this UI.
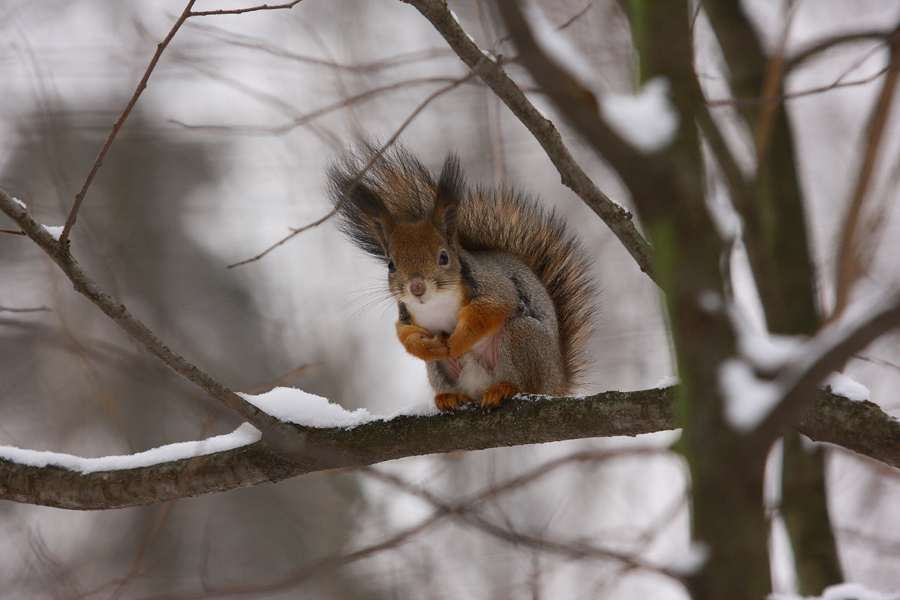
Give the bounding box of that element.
[786,30,894,71]
[751,293,900,452]
[58,0,307,246]
[58,0,198,246]
[2,387,897,510]
[0,187,301,454]
[833,23,900,318]
[403,0,657,282]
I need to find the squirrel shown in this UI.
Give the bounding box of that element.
[328,143,595,412]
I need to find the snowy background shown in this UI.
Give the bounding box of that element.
[1,0,899,598]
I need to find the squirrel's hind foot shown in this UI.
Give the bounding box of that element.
[434,392,473,412]
[480,381,521,411]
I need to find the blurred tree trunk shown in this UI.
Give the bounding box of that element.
[702,1,843,592]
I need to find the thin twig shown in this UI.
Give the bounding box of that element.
[59,0,307,246]
[0,228,26,236]
[187,20,452,72]
[359,467,672,575]
[227,72,475,268]
[172,76,469,135]
[787,30,892,71]
[187,1,303,17]
[832,22,900,320]
[58,0,198,246]
[708,62,900,108]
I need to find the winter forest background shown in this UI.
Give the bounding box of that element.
[2,0,900,598]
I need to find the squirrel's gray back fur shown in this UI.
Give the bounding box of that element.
[328,143,596,389]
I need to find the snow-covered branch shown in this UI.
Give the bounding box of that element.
[752,293,900,448]
[0,187,300,454]
[1,386,896,510]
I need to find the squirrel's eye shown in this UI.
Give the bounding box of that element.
[439,250,449,266]
[387,260,396,273]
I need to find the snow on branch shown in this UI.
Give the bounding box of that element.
[738,292,900,448]
[520,1,678,152]
[0,425,261,474]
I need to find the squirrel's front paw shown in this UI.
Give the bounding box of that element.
[397,324,449,361]
[447,323,478,358]
[416,334,450,361]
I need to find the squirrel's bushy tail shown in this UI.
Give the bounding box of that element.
[328,143,596,390]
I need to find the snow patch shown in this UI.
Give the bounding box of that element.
[737,330,806,373]
[0,387,443,474]
[12,197,26,209]
[824,372,870,401]
[41,224,64,240]
[656,375,680,389]
[662,542,710,576]
[0,423,261,474]
[522,0,599,94]
[698,289,724,313]
[241,387,373,428]
[720,359,783,433]
[449,9,495,61]
[239,386,441,428]
[601,77,680,153]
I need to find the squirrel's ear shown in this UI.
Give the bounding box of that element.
[348,182,394,252]
[433,153,464,236]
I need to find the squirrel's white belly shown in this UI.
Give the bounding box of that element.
[456,360,496,397]
[450,333,502,398]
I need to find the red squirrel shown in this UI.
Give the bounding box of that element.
[329,144,595,411]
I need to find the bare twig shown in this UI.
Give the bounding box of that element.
[0,228,26,236]
[227,72,475,268]
[787,30,893,71]
[187,20,453,72]
[58,0,197,246]
[754,6,795,162]
[708,62,900,108]
[58,0,307,246]
[172,76,468,135]
[359,467,672,574]
[362,447,667,509]
[832,23,900,319]
[187,1,303,17]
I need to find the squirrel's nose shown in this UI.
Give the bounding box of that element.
[410,277,426,297]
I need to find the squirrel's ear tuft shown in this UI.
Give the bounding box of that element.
[433,153,464,236]
[330,167,394,255]
[352,184,394,251]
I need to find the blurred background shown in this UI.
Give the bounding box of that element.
[0,0,899,598]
